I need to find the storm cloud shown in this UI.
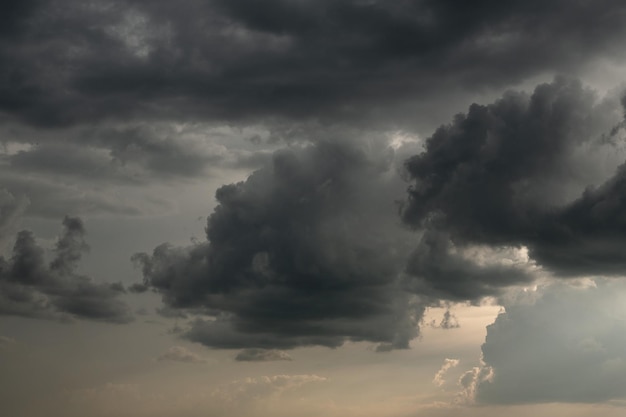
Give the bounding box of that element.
[403,77,626,285]
[0,216,133,322]
[3,0,626,129]
[132,77,626,351]
[134,139,426,350]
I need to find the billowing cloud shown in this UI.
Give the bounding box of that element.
[156,346,207,363]
[403,78,626,291]
[0,216,133,322]
[235,348,292,362]
[2,1,626,130]
[133,139,426,350]
[472,280,626,404]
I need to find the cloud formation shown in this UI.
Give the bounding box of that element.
[3,1,626,130]
[156,346,207,363]
[403,78,626,292]
[475,280,626,404]
[134,139,425,350]
[0,216,132,322]
[133,78,626,352]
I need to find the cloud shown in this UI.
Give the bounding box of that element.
[0,216,133,322]
[211,374,327,403]
[0,188,29,251]
[473,280,626,404]
[156,346,207,363]
[2,0,626,131]
[457,365,493,405]
[403,77,626,294]
[433,358,460,387]
[133,139,426,350]
[429,309,460,329]
[235,348,292,362]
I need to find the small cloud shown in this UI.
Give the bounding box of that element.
[235,348,292,362]
[433,358,460,387]
[156,346,207,363]
[429,310,460,329]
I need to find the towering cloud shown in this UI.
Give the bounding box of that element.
[403,78,626,291]
[0,216,132,322]
[134,140,424,350]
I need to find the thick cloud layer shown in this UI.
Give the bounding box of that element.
[134,140,426,350]
[133,78,626,350]
[475,281,626,404]
[0,216,132,322]
[403,77,626,284]
[5,1,626,223]
[2,0,626,129]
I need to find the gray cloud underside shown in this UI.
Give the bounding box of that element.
[5,0,626,221]
[2,0,626,129]
[133,78,626,351]
[403,77,626,281]
[134,140,427,350]
[0,215,133,322]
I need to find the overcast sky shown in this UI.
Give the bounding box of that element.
[3,1,626,416]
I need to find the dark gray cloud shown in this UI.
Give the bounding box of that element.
[474,280,626,404]
[2,0,626,130]
[403,77,626,284]
[404,229,536,301]
[235,348,292,362]
[134,140,426,350]
[0,121,274,220]
[4,0,626,224]
[0,216,133,322]
[0,189,29,250]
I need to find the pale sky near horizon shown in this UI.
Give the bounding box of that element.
[3,1,626,416]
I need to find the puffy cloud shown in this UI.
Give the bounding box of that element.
[403,78,626,290]
[235,348,292,362]
[0,216,133,322]
[134,140,426,350]
[473,280,626,404]
[156,346,207,363]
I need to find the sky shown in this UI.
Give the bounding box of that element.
[2,1,626,416]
